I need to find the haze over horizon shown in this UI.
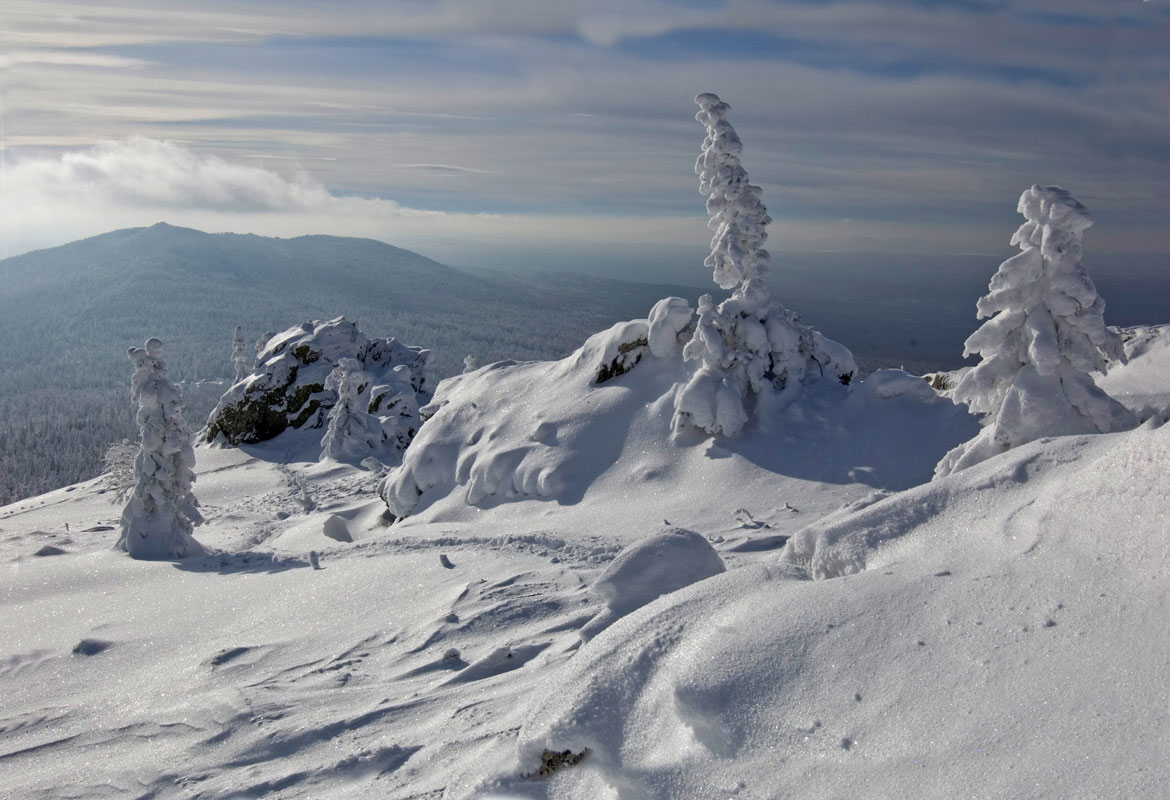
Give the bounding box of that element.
[1,0,1167,280]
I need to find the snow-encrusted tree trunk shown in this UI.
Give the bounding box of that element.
[232,326,250,382]
[935,185,1135,477]
[116,338,206,559]
[320,357,388,463]
[672,93,855,437]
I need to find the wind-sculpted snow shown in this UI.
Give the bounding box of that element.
[380,317,680,519]
[580,527,725,641]
[381,293,976,522]
[204,317,429,453]
[2,329,1167,799]
[462,419,1170,800]
[1097,323,1170,424]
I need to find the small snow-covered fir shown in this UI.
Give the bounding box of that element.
[936,185,1135,476]
[116,337,205,559]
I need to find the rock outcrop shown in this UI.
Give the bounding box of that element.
[204,317,430,448]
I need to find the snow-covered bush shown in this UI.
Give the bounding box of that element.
[100,439,138,502]
[672,93,855,438]
[935,185,1135,477]
[116,338,206,559]
[204,317,430,448]
[231,325,250,382]
[379,310,681,521]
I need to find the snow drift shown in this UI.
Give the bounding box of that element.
[380,302,978,523]
[461,417,1170,800]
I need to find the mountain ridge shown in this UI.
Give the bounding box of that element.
[0,223,708,504]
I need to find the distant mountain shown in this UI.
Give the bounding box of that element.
[0,222,701,391]
[0,223,704,504]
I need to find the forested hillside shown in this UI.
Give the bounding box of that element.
[0,224,705,504]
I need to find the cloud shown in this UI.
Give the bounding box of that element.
[393,163,494,174]
[0,50,150,69]
[0,138,705,260]
[1,2,1165,263]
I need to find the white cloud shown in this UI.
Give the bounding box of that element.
[0,50,150,69]
[0,138,707,260]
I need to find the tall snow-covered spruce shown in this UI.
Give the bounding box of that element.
[672,93,855,437]
[935,185,1135,477]
[116,338,205,559]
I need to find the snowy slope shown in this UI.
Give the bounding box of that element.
[0,328,1167,799]
[381,314,977,541]
[462,418,1170,800]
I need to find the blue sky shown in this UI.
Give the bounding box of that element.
[1,0,1167,277]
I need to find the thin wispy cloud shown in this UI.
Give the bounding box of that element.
[393,163,494,174]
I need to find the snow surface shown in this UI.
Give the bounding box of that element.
[1,327,1167,799]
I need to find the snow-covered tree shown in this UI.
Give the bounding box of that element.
[320,357,388,463]
[231,326,250,382]
[672,93,855,437]
[935,185,1135,477]
[116,338,205,559]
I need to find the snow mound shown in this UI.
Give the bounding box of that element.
[463,419,1170,800]
[203,317,430,448]
[380,315,685,519]
[381,304,978,523]
[580,527,725,642]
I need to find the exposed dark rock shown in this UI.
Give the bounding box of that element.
[203,317,430,446]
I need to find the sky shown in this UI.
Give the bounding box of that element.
[0,0,1167,281]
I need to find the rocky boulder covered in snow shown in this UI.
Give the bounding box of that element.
[203,317,430,447]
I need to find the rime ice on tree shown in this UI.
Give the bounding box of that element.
[935,185,1135,477]
[116,338,206,559]
[672,93,855,437]
[232,325,250,382]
